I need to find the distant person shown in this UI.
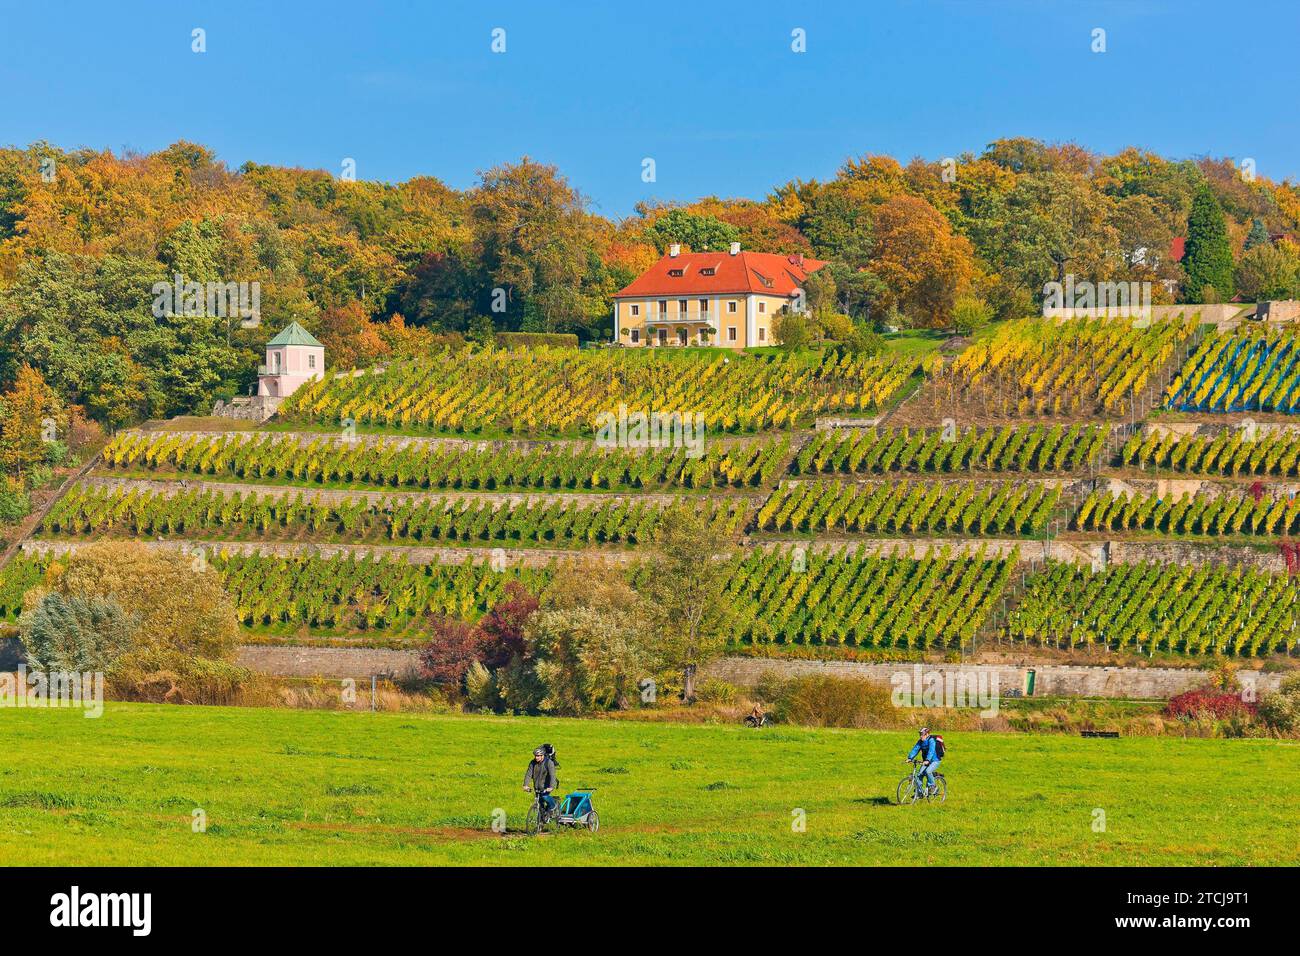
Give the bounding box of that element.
[522,745,558,819]
[906,727,943,796]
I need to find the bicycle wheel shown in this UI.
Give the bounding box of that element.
[525,803,541,835]
[896,774,919,805]
[929,775,947,804]
[586,811,600,833]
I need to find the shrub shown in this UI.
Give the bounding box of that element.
[20,592,134,672]
[417,617,480,690]
[108,651,253,705]
[0,488,30,523]
[1258,674,1300,733]
[773,675,895,728]
[695,677,737,704]
[1165,686,1257,721]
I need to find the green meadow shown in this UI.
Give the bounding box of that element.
[1,704,1295,866]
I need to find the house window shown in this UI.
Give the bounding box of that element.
[677,328,688,346]
[668,268,684,277]
[308,354,316,370]
[631,304,640,316]
[727,301,738,313]
[630,329,640,343]
[758,301,766,313]
[658,329,667,345]
[658,300,667,316]
[700,267,716,276]
[678,299,688,314]
[727,327,737,342]
[758,328,766,342]
[272,352,281,373]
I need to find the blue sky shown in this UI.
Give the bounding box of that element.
[3,0,1298,219]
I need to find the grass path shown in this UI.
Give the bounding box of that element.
[1,704,1296,866]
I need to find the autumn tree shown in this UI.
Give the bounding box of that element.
[869,195,976,327]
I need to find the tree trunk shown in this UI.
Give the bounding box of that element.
[683,663,697,703]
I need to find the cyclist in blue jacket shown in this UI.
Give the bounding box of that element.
[907,727,941,796]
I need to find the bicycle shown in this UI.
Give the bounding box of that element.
[524,788,558,835]
[743,712,771,728]
[896,758,947,805]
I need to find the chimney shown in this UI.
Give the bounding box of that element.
[790,253,805,268]
[729,242,741,256]
[669,243,681,258]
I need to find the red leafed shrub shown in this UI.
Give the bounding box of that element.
[476,581,539,671]
[1165,687,1257,721]
[418,617,481,686]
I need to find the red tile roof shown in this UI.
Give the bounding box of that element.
[614,250,826,298]
[1170,236,1185,262]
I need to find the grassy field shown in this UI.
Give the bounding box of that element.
[1,704,1296,866]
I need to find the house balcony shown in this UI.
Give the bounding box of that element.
[645,311,715,326]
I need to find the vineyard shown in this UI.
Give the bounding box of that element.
[719,548,1012,650]
[1120,425,1300,477]
[1166,326,1300,413]
[917,317,1195,419]
[792,423,1106,476]
[38,483,749,548]
[1008,560,1300,656]
[754,480,1060,536]
[1073,487,1300,537]
[279,348,924,436]
[11,317,1300,666]
[99,430,791,492]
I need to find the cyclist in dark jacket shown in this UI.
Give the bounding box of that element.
[907,727,941,795]
[523,747,558,817]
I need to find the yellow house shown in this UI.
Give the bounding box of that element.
[612,243,825,349]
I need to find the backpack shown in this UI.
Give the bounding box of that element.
[931,735,946,760]
[540,742,559,768]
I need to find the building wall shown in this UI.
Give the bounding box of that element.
[615,292,792,348]
[257,344,324,398]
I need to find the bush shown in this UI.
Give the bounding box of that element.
[1165,686,1257,721]
[495,332,579,350]
[773,675,895,728]
[1258,674,1300,733]
[108,651,253,705]
[20,592,134,672]
[0,488,30,523]
[695,677,737,704]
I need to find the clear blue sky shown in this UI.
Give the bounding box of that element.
[3,0,1298,219]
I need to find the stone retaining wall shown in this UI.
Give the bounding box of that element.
[703,657,1285,700]
[232,645,1288,700]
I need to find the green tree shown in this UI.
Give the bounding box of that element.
[1181,185,1235,303]
[20,593,135,672]
[640,208,740,253]
[951,295,995,335]
[1244,217,1271,251]
[641,507,735,703]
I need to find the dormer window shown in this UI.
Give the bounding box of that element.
[700,267,716,276]
[668,268,684,277]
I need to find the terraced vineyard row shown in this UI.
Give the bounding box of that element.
[1008,560,1300,656]
[38,485,748,548]
[719,547,1013,650]
[792,423,1105,476]
[1166,326,1300,413]
[755,481,1059,536]
[101,431,792,491]
[281,348,922,435]
[1074,488,1300,537]
[1120,427,1300,477]
[933,317,1195,417]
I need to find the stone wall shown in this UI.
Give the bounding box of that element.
[703,657,1284,700]
[236,645,420,679]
